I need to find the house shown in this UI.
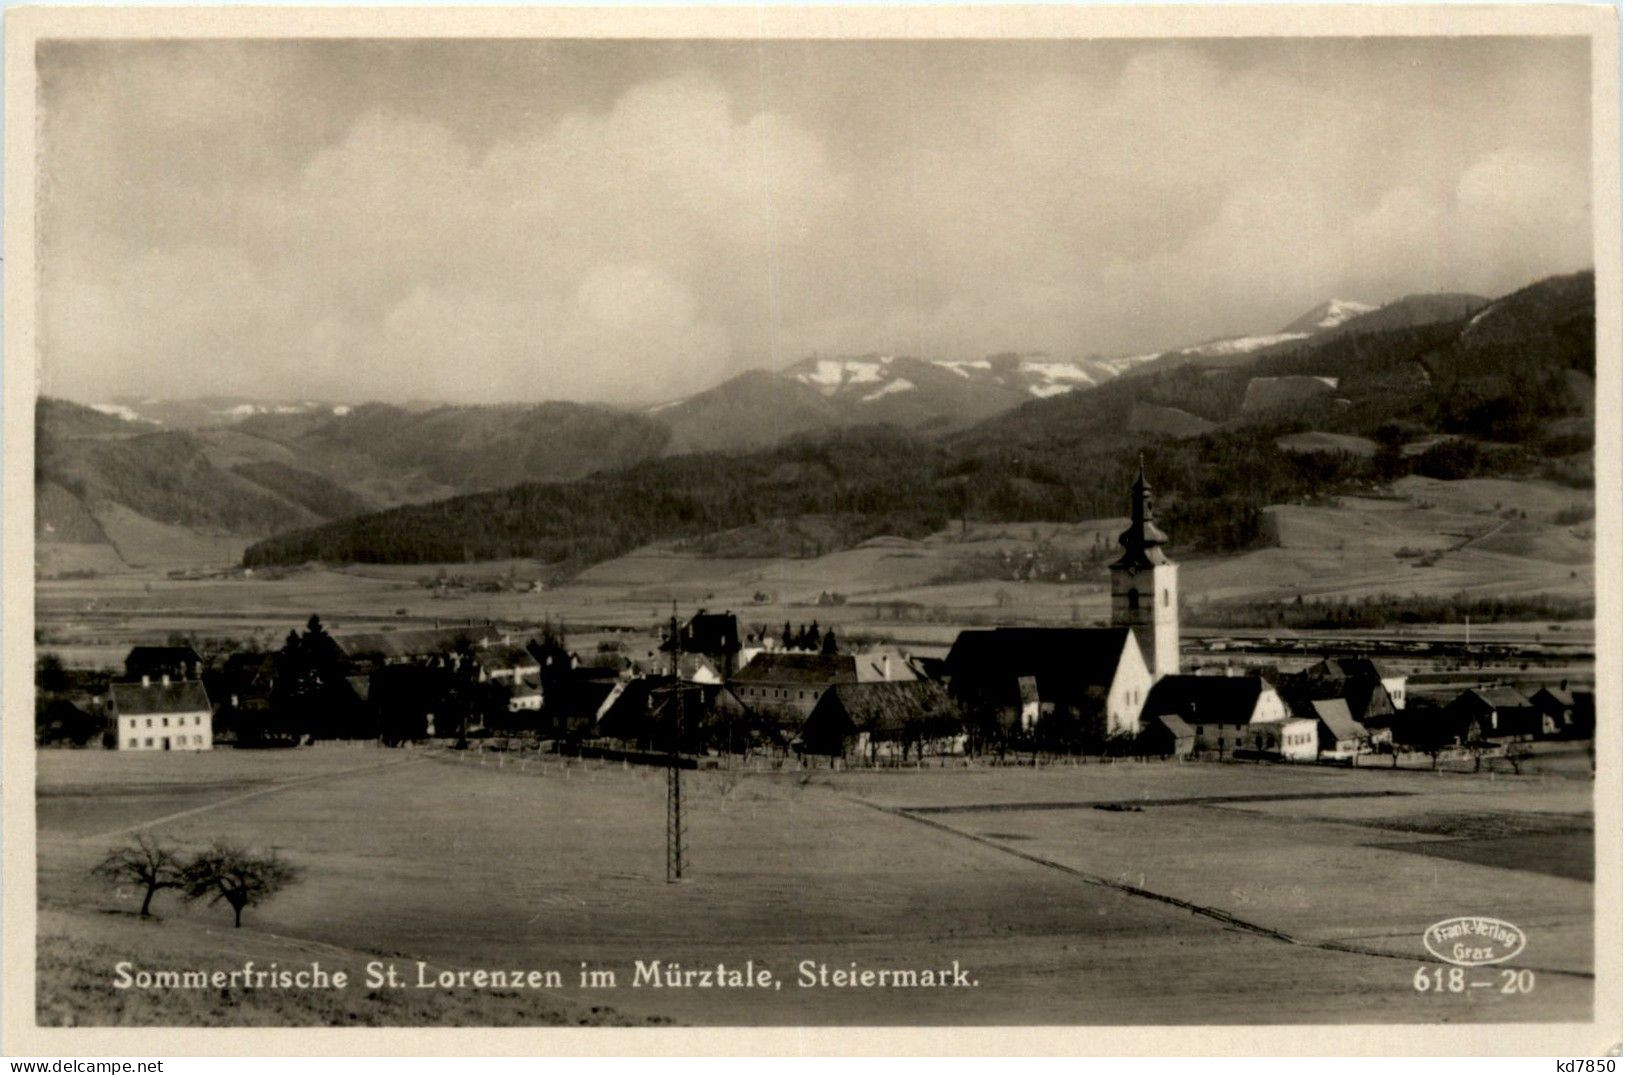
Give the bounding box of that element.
[673,653,724,685]
[1298,697,1367,757]
[1139,674,1285,757]
[664,610,744,678]
[1572,690,1597,739]
[728,653,863,723]
[1443,687,1543,742]
[1291,656,1403,740]
[1241,718,1320,761]
[798,681,961,761]
[506,674,543,713]
[545,672,622,740]
[1528,685,1590,738]
[473,644,541,685]
[1140,713,1196,758]
[597,677,756,752]
[945,627,1152,742]
[124,645,203,683]
[108,678,213,751]
[853,646,920,684]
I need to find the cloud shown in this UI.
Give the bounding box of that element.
[37,40,1593,404]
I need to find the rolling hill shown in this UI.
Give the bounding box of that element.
[241,270,1594,576]
[34,398,676,571]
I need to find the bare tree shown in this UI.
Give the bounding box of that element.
[91,834,187,917]
[181,843,301,928]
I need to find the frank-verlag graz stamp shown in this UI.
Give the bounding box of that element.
[7,9,1614,1046]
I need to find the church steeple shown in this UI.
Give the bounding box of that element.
[1113,455,1169,569]
[1108,456,1180,679]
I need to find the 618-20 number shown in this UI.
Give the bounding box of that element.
[1413,967,1536,993]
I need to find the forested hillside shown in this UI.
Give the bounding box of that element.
[242,271,1593,573]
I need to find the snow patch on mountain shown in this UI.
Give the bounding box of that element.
[1307,299,1377,330]
[1183,332,1310,358]
[861,379,915,403]
[1019,360,1097,385]
[795,358,884,393]
[932,358,993,379]
[89,403,145,423]
[1028,383,1074,399]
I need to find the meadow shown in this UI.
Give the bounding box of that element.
[35,746,1594,1026]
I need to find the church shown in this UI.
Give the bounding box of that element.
[943,461,1177,742]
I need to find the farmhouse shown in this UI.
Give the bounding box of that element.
[1140,713,1196,758]
[728,653,862,720]
[662,609,748,677]
[1443,687,1543,742]
[545,671,622,739]
[1139,674,1282,757]
[946,627,1152,740]
[798,681,960,762]
[1527,685,1593,738]
[1299,697,1367,757]
[675,653,724,685]
[475,644,541,686]
[1241,718,1320,761]
[597,677,755,752]
[109,678,213,751]
[506,675,543,713]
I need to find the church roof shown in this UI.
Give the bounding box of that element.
[945,628,1136,694]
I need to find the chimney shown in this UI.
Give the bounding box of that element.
[141,674,151,688]
[881,654,891,681]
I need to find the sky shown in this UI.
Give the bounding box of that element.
[36,36,1594,406]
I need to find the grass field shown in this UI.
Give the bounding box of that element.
[36,747,1594,1026]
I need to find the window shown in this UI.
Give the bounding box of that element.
[145,718,153,728]
[127,738,137,748]
[1163,590,1170,608]
[144,738,153,747]
[162,717,169,727]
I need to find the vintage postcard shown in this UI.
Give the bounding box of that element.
[3,4,1620,1057]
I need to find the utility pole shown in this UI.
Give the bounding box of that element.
[665,603,685,883]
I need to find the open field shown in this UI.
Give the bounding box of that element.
[37,747,1593,1026]
[34,474,1595,673]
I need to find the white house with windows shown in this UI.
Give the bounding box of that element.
[108,677,213,751]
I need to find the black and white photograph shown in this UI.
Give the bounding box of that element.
[3,5,1619,1054]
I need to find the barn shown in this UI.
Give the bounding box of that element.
[798,681,960,762]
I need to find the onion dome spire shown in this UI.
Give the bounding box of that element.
[1112,454,1169,568]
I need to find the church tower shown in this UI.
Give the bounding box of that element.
[1109,459,1179,679]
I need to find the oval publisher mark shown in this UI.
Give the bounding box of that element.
[1424,917,1527,967]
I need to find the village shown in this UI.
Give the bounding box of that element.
[35,467,1595,774]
